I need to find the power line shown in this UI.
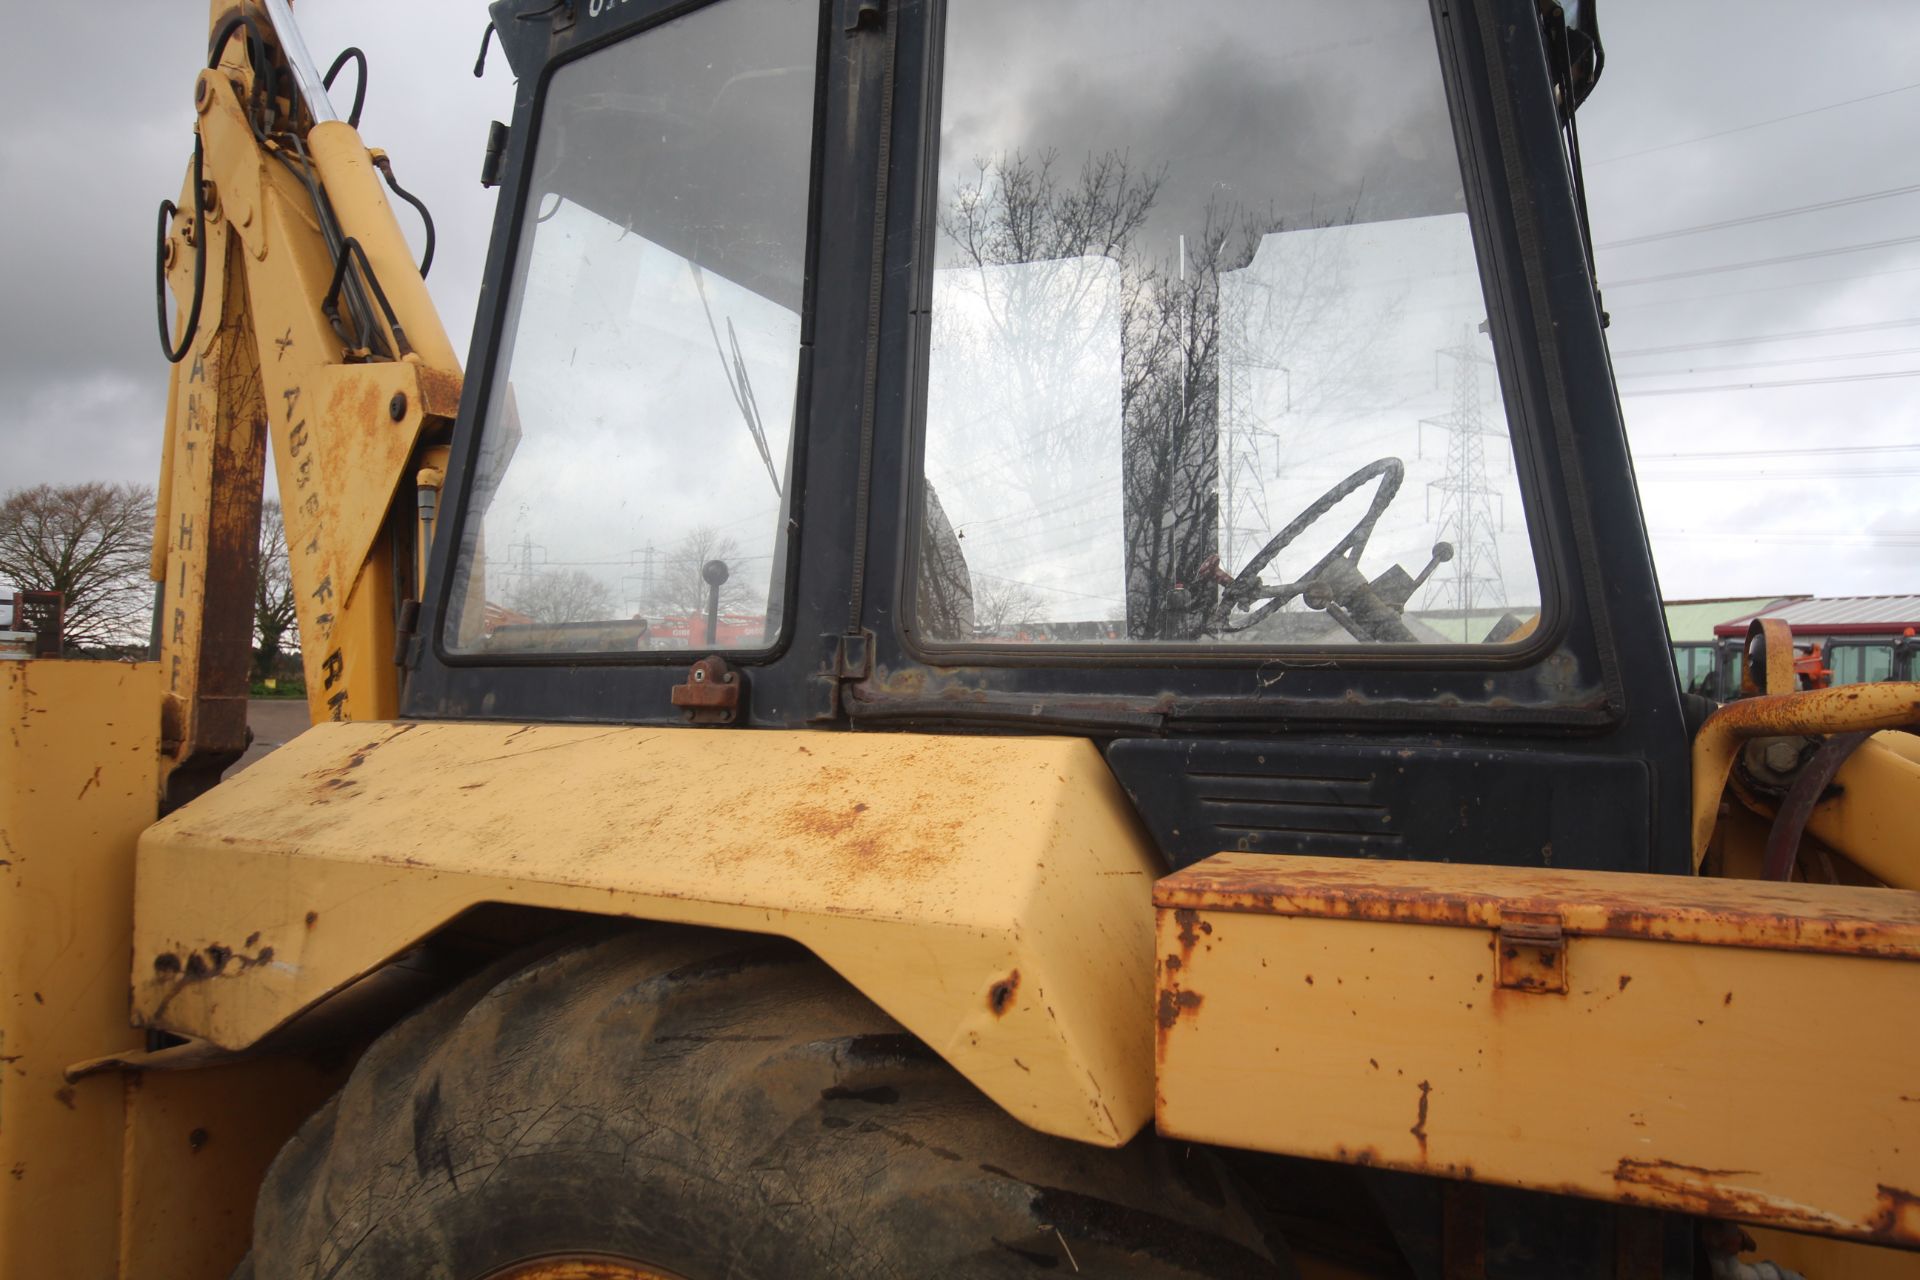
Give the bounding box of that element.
[970,569,1122,606]
[1620,368,1920,397]
[1605,264,1920,313]
[1652,529,1920,547]
[1637,442,1920,462]
[1597,184,1920,251]
[1611,317,1920,358]
[1605,234,1920,289]
[1615,345,1920,379]
[1588,80,1920,165]
[1640,467,1920,481]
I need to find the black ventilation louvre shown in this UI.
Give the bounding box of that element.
[1184,762,1399,856]
[1105,739,1652,873]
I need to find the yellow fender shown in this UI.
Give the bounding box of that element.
[134,721,1161,1146]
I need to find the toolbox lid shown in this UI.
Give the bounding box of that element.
[1155,853,1920,959]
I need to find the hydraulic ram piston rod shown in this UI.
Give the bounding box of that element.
[260,0,339,123]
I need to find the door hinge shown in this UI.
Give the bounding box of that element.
[1495,911,1567,994]
[809,630,872,722]
[479,120,510,188]
[392,599,420,669]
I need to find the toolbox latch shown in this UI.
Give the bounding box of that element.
[1495,912,1567,995]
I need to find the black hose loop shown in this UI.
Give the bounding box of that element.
[207,15,273,132]
[156,134,209,365]
[324,237,413,359]
[473,23,496,78]
[322,46,368,129]
[374,157,437,279]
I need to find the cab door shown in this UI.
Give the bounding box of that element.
[407,0,892,725]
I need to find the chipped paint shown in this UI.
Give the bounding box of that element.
[1155,852,1920,1246]
[1155,852,1920,959]
[135,721,1162,1147]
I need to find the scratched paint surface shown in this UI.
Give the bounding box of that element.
[1155,853,1920,1246]
[133,722,1162,1146]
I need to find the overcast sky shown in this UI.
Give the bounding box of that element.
[0,1,1914,604]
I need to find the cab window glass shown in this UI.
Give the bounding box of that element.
[913,0,1542,647]
[445,0,818,654]
[1863,644,1894,683]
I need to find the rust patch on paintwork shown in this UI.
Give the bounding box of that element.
[1410,1080,1431,1158]
[1618,1157,1757,1182]
[1158,908,1216,1063]
[1154,855,1920,960]
[1866,1185,1920,1243]
[781,801,868,841]
[53,1086,76,1111]
[1171,907,1213,960]
[309,724,418,795]
[1604,1158,1916,1242]
[1188,1139,1915,1245]
[988,970,1020,1016]
[412,364,465,418]
[1704,684,1920,741]
[1155,987,1203,1033]
[145,939,278,1020]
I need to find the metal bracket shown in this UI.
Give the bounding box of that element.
[1495,911,1567,994]
[669,654,742,725]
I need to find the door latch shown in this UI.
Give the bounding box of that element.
[1495,911,1567,994]
[670,654,741,725]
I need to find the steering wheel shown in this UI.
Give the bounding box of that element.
[1210,457,1404,633]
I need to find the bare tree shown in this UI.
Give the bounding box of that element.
[935,153,1220,639]
[916,485,976,640]
[648,526,756,618]
[939,151,1164,516]
[933,153,1378,641]
[507,569,616,624]
[0,482,155,650]
[973,577,1047,633]
[254,500,298,679]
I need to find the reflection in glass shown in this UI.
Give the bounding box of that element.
[446,0,816,654]
[916,0,1542,647]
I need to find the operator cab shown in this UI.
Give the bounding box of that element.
[410,0,1688,877]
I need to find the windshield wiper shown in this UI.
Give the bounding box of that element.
[687,261,782,498]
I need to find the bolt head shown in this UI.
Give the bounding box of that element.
[1763,741,1801,774]
[388,392,407,421]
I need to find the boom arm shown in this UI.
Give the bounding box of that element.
[151,4,462,803]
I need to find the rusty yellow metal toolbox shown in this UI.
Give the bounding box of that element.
[1153,853,1920,1248]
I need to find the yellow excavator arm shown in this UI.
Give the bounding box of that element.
[150,0,461,805]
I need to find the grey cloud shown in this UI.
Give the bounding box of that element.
[0,1,1913,601]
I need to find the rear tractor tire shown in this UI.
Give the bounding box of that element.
[245,924,1294,1278]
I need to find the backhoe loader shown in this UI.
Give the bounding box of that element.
[4,1,1918,1276]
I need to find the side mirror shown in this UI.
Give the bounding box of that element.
[1543,0,1605,107]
